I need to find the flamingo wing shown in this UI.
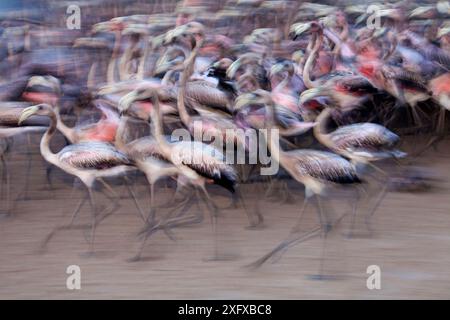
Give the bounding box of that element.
[58,142,131,169]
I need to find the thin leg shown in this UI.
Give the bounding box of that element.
[98,178,119,198]
[365,183,388,235]
[247,226,322,269]
[40,189,89,250]
[45,164,54,191]
[94,187,121,225]
[130,196,200,262]
[200,186,223,261]
[236,186,264,229]
[87,187,97,254]
[315,195,329,279]
[148,183,155,223]
[124,177,146,222]
[347,185,365,238]
[291,196,309,233]
[16,134,33,200]
[1,155,11,214]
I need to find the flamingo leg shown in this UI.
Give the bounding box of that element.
[291,195,310,233]
[308,195,343,280]
[40,188,89,251]
[247,226,322,269]
[87,187,97,254]
[416,108,447,156]
[148,183,156,223]
[45,164,54,191]
[16,133,33,200]
[347,184,366,238]
[123,176,146,222]
[129,195,199,262]
[0,154,11,216]
[236,185,264,229]
[2,155,10,215]
[98,177,119,199]
[365,183,388,236]
[199,186,227,261]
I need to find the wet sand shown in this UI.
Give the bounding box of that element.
[1,133,450,299]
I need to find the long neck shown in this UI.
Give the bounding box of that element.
[107,30,122,84]
[87,61,98,89]
[137,38,151,80]
[161,69,176,86]
[177,40,203,127]
[313,107,332,147]
[264,100,284,165]
[276,72,291,92]
[54,101,75,143]
[340,23,349,41]
[40,112,59,166]
[150,92,172,158]
[303,33,322,89]
[115,115,128,151]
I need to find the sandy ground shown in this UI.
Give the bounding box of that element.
[1,132,450,299]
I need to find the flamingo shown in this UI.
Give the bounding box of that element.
[241,90,362,277]
[18,103,144,254]
[0,103,48,215]
[23,75,120,144]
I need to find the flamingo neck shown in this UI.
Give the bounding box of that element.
[177,39,204,127]
[53,102,76,143]
[115,115,129,151]
[107,30,122,84]
[303,33,322,89]
[264,101,285,165]
[314,107,333,148]
[137,38,151,80]
[149,92,172,158]
[40,111,59,166]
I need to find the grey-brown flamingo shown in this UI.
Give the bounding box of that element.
[18,104,144,254]
[134,86,239,261]
[242,90,362,278]
[1,103,48,215]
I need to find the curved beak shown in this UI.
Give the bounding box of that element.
[409,6,433,19]
[211,61,221,69]
[437,27,450,38]
[270,63,284,78]
[299,87,324,105]
[234,94,252,111]
[74,37,103,48]
[163,25,187,46]
[226,59,241,79]
[118,91,138,115]
[290,22,311,39]
[18,105,41,125]
[234,92,261,111]
[26,76,51,89]
[154,58,179,75]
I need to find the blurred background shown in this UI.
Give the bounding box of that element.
[1,0,450,299]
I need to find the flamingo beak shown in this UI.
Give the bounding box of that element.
[437,27,450,39]
[299,88,324,105]
[270,64,284,78]
[234,94,253,111]
[18,105,41,125]
[290,22,311,39]
[118,91,138,115]
[226,59,241,79]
